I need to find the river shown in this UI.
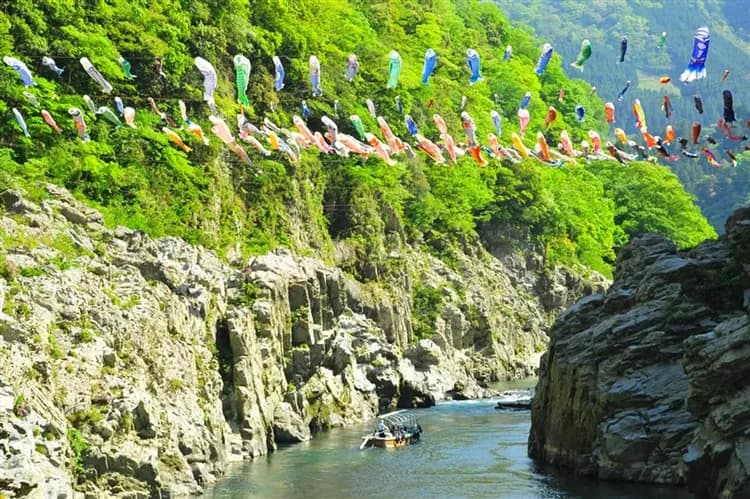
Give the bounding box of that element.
[203,389,693,498]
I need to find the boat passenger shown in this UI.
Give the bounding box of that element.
[377,419,388,436]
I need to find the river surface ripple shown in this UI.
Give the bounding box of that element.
[203,388,692,498]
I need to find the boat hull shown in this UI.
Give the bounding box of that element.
[494,390,534,410]
[363,435,417,448]
[495,399,532,409]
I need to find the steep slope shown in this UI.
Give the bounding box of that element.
[494,0,750,231]
[0,185,590,495]
[529,208,750,498]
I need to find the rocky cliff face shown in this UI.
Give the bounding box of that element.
[529,208,750,499]
[0,185,598,497]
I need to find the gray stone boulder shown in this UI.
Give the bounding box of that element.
[403,339,442,370]
[396,359,437,408]
[273,402,311,443]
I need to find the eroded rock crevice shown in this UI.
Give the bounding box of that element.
[215,317,235,423]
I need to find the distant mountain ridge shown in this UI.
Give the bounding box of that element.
[495,0,750,231]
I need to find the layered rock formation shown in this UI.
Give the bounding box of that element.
[529,208,750,499]
[0,185,599,496]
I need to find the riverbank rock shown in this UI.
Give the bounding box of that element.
[0,185,601,495]
[0,384,73,498]
[529,207,750,499]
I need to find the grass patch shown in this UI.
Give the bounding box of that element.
[233,281,262,307]
[411,284,444,341]
[67,428,89,477]
[77,328,95,343]
[67,407,104,430]
[19,266,46,278]
[636,69,682,96]
[49,255,74,270]
[48,334,64,359]
[168,378,184,392]
[160,453,184,471]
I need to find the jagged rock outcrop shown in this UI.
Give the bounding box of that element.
[0,385,73,498]
[529,207,750,499]
[0,185,599,496]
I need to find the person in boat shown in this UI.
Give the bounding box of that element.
[394,424,404,442]
[376,419,389,437]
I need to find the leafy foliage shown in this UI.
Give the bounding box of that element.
[411,284,444,340]
[66,427,90,477]
[586,161,716,248]
[0,0,714,281]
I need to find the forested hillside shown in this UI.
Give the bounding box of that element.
[0,0,714,279]
[495,0,750,230]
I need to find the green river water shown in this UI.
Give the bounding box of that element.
[203,386,693,499]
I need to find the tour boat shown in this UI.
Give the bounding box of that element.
[494,389,534,410]
[360,410,422,449]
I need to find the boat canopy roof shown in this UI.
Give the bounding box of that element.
[378,410,418,426]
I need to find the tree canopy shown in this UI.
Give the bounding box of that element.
[0,0,715,279]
